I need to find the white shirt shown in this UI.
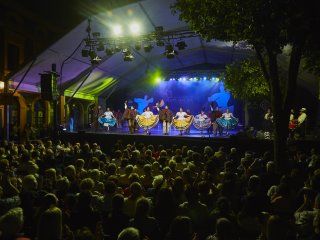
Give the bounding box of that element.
[222,112,233,120]
[104,111,114,119]
[176,111,187,120]
[298,113,307,124]
[196,113,208,121]
[141,111,153,118]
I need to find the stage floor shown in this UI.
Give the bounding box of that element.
[75,127,239,138]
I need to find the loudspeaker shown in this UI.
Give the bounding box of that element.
[40,73,57,101]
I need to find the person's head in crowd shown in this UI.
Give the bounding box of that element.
[215,218,235,240]
[56,177,70,194]
[22,174,38,191]
[152,161,161,174]
[88,169,101,182]
[143,164,152,176]
[145,149,153,158]
[79,178,95,192]
[37,205,62,240]
[125,165,134,176]
[65,165,76,181]
[169,160,177,171]
[118,227,140,240]
[216,197,231,214]
[42,193,58,209]
[105,180,117,196]
[112,194,125,212]
[134,198,150,219]
[163,167,172,180]
[74,227,95,240]
[90,157,101,169]
[129,173,140,184]
[247,175,261,194]
[75,159,85,170]
[167,216,194,240]
[0,207,24,239]
[204,146,213,156]
[152,175,164,189]
[107,163,117,176]
[130,182,142,199]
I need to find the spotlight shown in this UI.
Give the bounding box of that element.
[175,41,187,50]
[105,48,114,56]
[135,43,141,51]
[112,25,122,36]
[91,55,101,65]
[81,49,89,57]
[130,22,141,35]
[164,45,177,59]
[143,44,153,53]
[123,49,134,61]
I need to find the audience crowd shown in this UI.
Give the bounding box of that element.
[1,139,320,240]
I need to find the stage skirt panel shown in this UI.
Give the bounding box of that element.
[193,117,211,130]
[136,115,159,128]
[98,117,117,127]
[172,116,194,130]
[216,118,238,129]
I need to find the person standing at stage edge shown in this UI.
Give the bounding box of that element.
[159,105,173,135]
[124,101,137,134]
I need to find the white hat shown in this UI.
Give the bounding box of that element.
[300,107,306,112]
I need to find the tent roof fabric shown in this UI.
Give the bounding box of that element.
[11,0,251,98]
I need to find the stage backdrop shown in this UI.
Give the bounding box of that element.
[108,80,242,122]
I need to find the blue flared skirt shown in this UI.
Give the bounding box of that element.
[216,118,238,129]
[98,117,116,127]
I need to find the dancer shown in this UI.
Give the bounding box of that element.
[123,101,137,134]
[193,110,211,135]
[172,107,193,135]
[216,108,238,135]
[136,107,159,135]
[159,105,173,135]
[209,106,223,136]
[98,107,116,131]
[185,109,192,135]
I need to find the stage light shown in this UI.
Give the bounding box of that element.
[112,25,122,36]
[155,77,162,83]
[165,44,177,59]
[81,49,89,57]
[130,22,141,35]
[176,41,187,50]
[123,49,134,61]
[143,44,153,53]
[105,48,114,56]
[203,77,207,80]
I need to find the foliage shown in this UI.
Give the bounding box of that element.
[224,59,269,100]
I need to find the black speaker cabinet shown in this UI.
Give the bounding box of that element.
[40,73,57,101]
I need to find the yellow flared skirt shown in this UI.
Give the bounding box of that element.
[172,116,193,130]
[136,115,159,128]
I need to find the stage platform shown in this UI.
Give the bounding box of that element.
[60,127,275,154]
